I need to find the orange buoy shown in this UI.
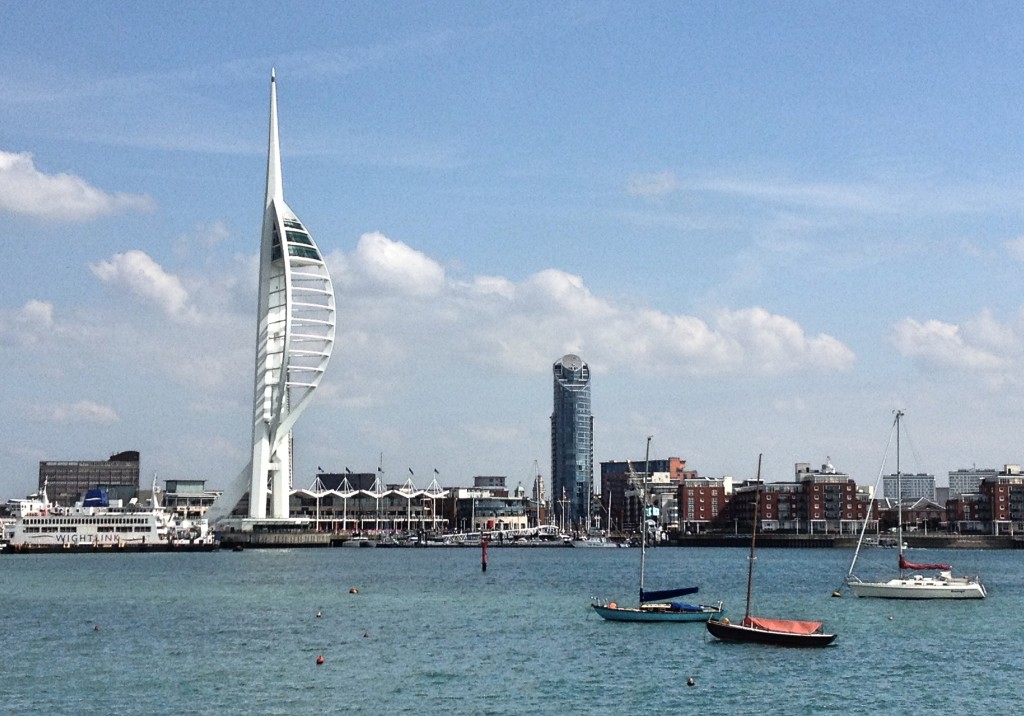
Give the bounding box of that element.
[316,655,324,665]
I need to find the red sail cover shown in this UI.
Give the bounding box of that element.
[899,554,951,571]
[742,616,823,634]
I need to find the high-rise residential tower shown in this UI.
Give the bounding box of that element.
[207,71,336,523]
[550,353,593,530]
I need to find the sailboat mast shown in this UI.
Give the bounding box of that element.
[744,454,763,621]
[639,436,652,598]
[896,410,904,574]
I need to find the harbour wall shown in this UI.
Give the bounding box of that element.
[669,534,1022,549]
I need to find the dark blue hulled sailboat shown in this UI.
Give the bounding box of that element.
[592,437,724,623]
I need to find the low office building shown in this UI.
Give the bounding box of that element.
[39,451,140,506]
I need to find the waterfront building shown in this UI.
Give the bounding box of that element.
[947,492,988,533]
[550,354,593,531]
[796,460,865,534]
[883,472,935,502]
[600,457,694,532]
[980,465,1024,535]
[948,468,997,499]
[290,471,450,533]
[725,460,865,534]
[678,476,729,534]
[162,479,220,520]
[38,451,140,507]
[206,71,336,524]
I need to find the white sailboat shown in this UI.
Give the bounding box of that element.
[846,411,986,599]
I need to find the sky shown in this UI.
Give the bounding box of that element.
[3,2,1024,501]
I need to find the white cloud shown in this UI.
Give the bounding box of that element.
[335,253,853,378]
[28,400,119,424]
[0,150,154,222]
[891,316,1012,372]
[627,170,680,198]
[0,299,55,346]
[699,177,888,213]
[347,231,445,297]
[175,220,232,261]
[90,250,195,322]
[1006,236,1024,262]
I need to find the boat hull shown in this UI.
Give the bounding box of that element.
[705,619,836,647]
[592,603,723,623]
[848,575,986,599]
[3,541,220,554]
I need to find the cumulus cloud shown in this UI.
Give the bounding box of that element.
[90,250,196,322]
[340,252,854,377]
[347,231,445,297]
[0,150,154,222]
[627,170,680,198]
[28,400,119,424]
[891,316,1014,372]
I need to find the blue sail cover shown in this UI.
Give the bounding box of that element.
[83,488,109,507]
[640,586,699,602]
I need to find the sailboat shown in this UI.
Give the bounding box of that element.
[592,437,724,623]
[846,411,986,599]
[706,455,837,647]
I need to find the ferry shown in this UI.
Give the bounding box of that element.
[2,486,218,554]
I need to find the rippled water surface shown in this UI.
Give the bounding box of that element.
[1,545,1018,715]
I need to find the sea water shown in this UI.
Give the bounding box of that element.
[0,546,1019,715]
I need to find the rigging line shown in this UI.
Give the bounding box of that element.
[899,414,925,475]
[844,414,899,583]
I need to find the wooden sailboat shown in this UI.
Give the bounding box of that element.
[706,455,836,647]
[846,411,986,599]
[592,437,724,623]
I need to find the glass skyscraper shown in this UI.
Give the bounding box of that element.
[551,353,593,531]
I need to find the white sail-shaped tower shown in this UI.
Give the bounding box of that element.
[207,70,335,523]
[250,70,336,519]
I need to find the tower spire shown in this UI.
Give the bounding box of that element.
[265,69,283,207]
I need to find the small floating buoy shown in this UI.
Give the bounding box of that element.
[831,590,842,598]
[687,677,695,687]
[93,625,101,632]
[363,632,369,638]
[316,655,324,665]
[888,615,895,621]
[349,588,359,594]
[316,611,322,618]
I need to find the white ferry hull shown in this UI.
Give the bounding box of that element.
[4,539,220,554]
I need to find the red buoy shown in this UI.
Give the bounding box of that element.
[316,655,325,665]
